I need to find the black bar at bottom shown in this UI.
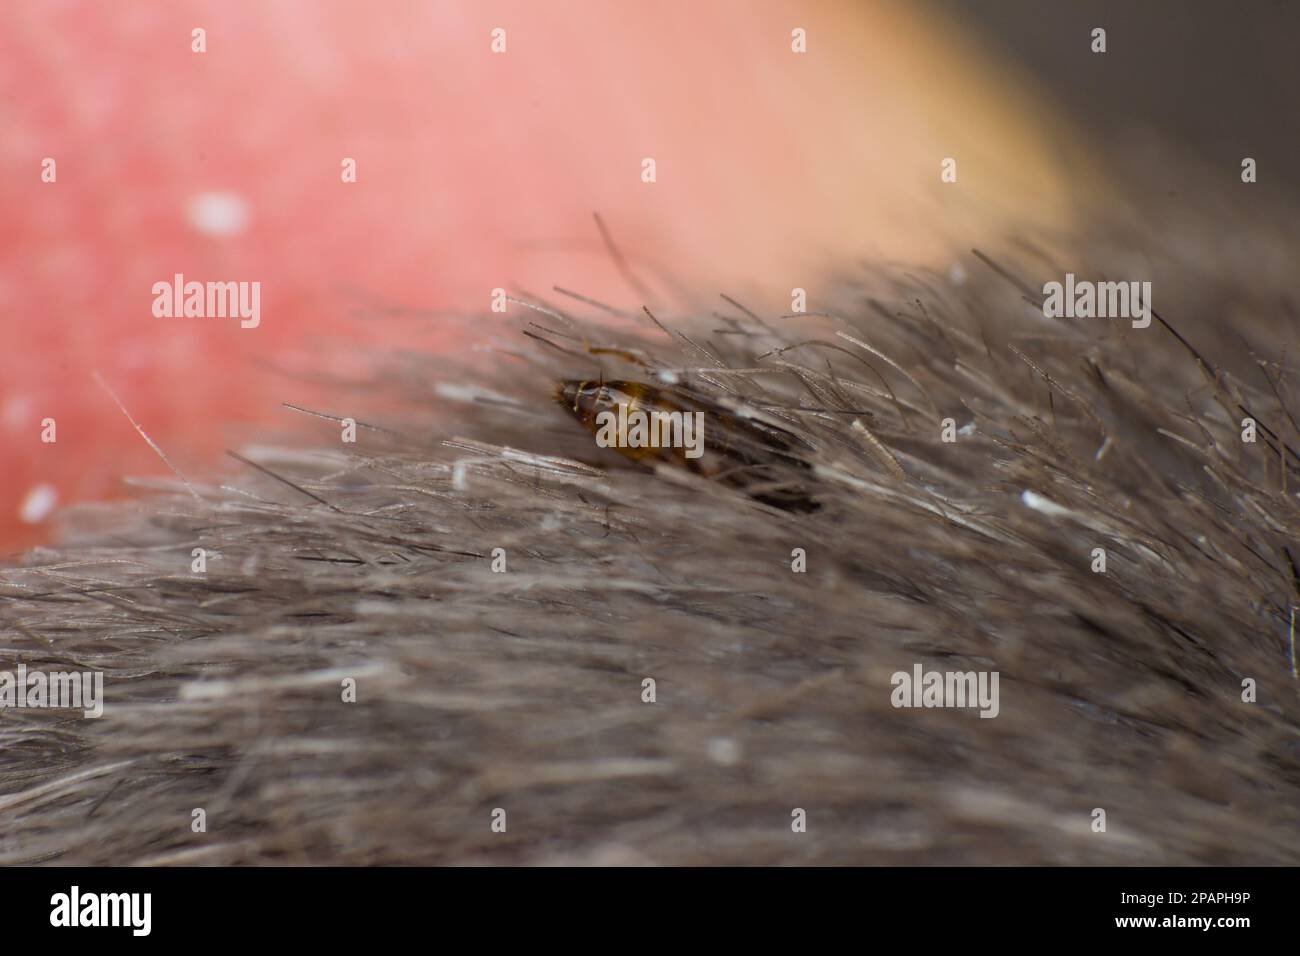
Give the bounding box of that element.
[0,866,1285,942]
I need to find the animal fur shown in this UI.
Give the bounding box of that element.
[3,207,1300,865]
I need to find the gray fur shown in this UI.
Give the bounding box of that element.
[2,247,1298,865]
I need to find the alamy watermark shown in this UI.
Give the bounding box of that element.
[152,273,261,328]
[50,886,150,936]
[1043,273,1151,328]
[891,663,1000,718]
[0,664,103,718]
[594,403,705,459]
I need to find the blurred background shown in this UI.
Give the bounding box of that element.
[2,0,1295,551]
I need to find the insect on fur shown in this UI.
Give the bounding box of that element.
[555,377,820,512]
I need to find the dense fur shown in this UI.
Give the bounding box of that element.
[3,219,1300,865]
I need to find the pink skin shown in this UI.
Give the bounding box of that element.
[0,0,1077,550]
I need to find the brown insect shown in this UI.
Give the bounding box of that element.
[555,377,819,511]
